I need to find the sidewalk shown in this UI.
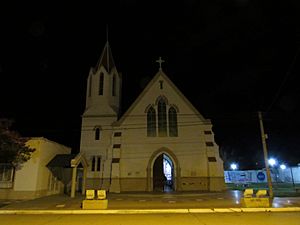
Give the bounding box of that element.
[1,190,300,214]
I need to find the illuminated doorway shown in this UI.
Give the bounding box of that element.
[153,153,174,192]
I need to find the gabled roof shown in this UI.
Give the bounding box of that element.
[94,41,116,73]
[114,70,211,126]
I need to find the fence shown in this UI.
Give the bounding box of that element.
[224,167,300,184]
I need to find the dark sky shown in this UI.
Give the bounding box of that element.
[1,1,300,169]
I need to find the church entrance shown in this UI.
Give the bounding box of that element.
[153,153,174,192]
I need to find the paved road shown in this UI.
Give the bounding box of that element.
[2,190,300,210]
[0,212,300,225]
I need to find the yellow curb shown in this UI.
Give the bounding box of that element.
[0,207,300,215]
[188,209,215,213]
[268,207,300,212]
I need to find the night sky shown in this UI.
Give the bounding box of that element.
[1,1,300,170]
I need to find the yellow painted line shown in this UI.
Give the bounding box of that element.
[0,207,300,214]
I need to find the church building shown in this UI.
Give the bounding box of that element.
[79,41,225,193]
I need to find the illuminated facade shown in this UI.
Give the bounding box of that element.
[79,42,225,192]
[0,138,71,199]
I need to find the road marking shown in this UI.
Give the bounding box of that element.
[55,204,65,208]
[168,201,176,203]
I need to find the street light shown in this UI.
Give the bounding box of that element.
[230,163,238,170]
[268,158,277,167]
[280,164,286,170]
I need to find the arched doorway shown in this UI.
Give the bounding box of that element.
[152,153,175,192]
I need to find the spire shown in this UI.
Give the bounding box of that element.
[94,30,116,73]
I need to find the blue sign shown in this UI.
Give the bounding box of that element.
[257,172,265,181]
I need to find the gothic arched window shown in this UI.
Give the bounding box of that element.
[147,107,156,137]
[88,76,92,97]
[168,107,178,137]
[99,73,104,95]
[112,74,116,96]
[95,127,101,140]
[158,98,167,136]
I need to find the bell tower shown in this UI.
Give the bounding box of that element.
[84,41,122,117]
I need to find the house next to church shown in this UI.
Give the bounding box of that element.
[78,41,225,193]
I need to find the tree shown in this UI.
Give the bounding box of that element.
[0,119,35,169]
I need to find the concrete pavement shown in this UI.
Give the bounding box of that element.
[1,190,300,214]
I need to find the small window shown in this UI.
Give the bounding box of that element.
[204,130,212,135]
[113,144,121,148]
[114,132,122,137]
[0,164,14,182]
[159,80,164,89]
[96,157,101,171]
[95,128,101,140]
[208,157,217,162]
[91,156,96,171]
[206,142,214,147]
[112,74,116,96]
[112,158,120,163]
[99,73,104,95]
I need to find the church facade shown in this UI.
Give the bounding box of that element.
[79,42,225,193]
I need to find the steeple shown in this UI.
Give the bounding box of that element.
[84,39,122,117]
[94,41,116,73]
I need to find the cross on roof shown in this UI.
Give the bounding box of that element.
[156,57,165,71]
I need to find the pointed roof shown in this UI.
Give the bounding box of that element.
[114,70,211,126]
[94,41,116,73]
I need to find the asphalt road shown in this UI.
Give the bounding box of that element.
[0,212,300,225]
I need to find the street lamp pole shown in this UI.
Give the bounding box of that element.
[290,167,295,189]
[258,111,274,198]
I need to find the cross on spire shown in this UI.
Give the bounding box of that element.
[156,56,165,71]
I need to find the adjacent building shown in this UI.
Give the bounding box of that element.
[0,137,71,199]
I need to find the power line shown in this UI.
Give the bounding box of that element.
[265,47,300,114]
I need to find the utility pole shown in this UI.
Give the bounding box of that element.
[258,111,274,198]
